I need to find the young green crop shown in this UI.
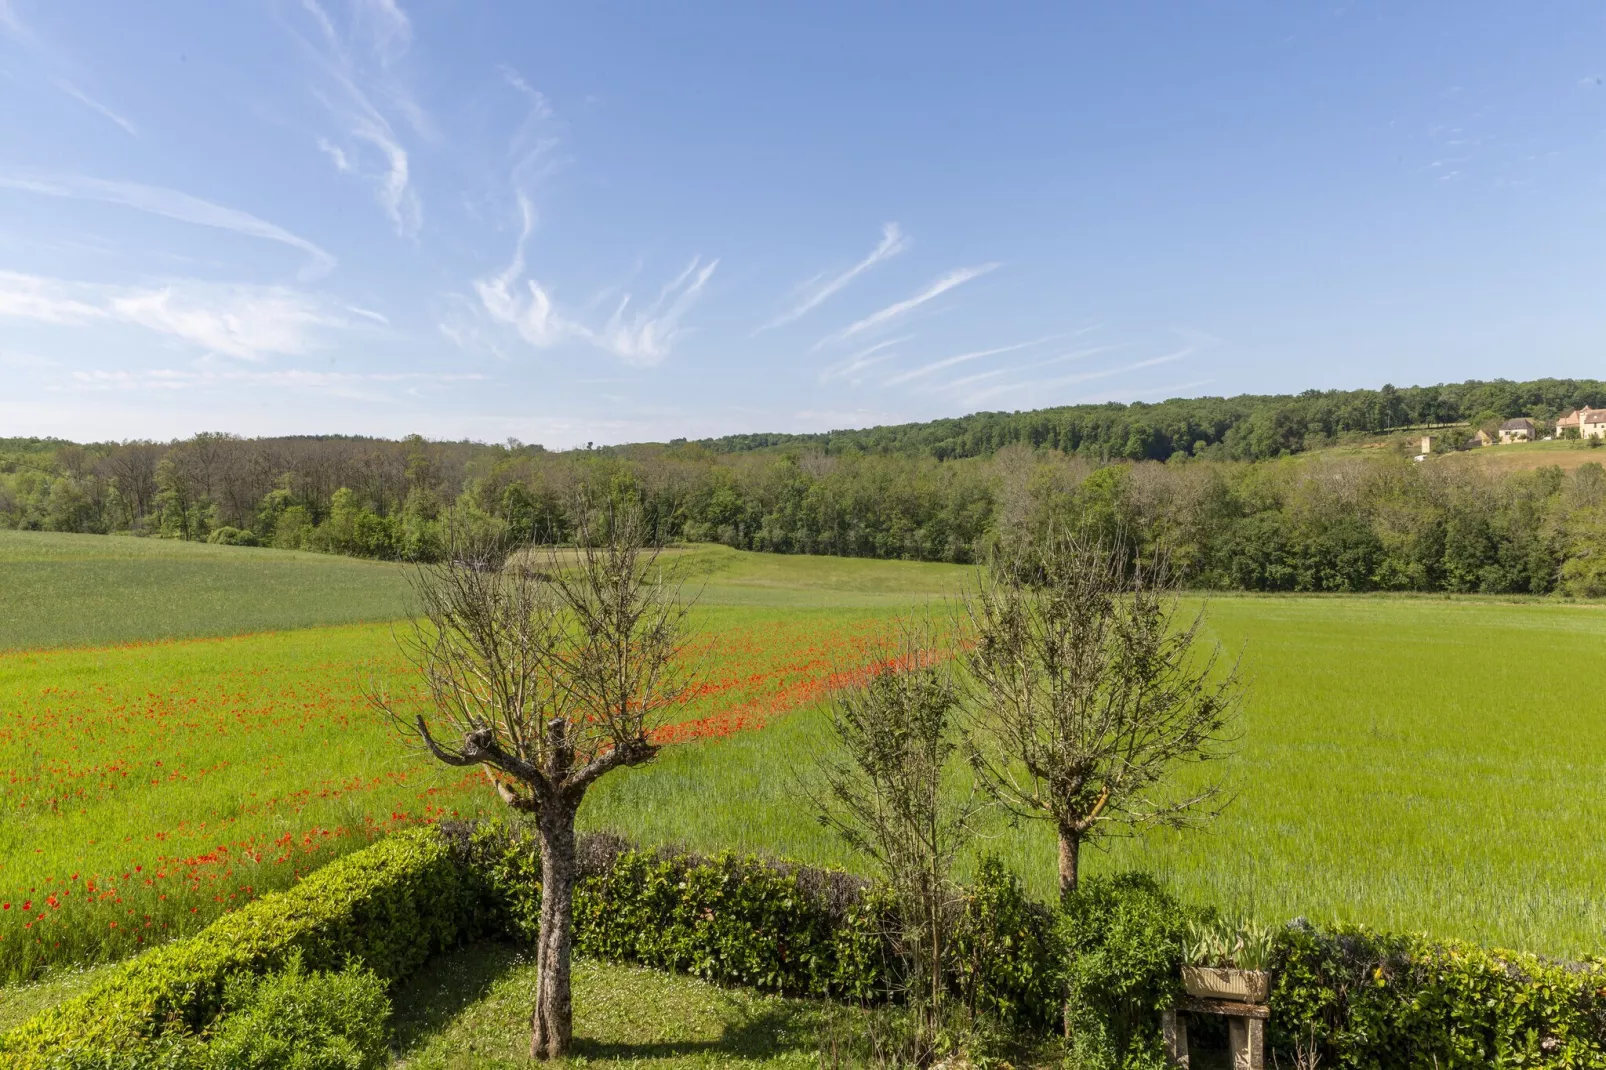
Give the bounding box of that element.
[3,533,1605,981]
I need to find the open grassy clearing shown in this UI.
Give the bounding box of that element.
[0,961,116,1036]
[0,531,416,650]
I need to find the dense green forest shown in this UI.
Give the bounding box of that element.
[690,376,1606,460]
[8,376,1606,596]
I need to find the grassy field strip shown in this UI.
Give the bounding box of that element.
[0,531,418,651]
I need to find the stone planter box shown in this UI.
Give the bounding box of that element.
[1181,966,1269,1004]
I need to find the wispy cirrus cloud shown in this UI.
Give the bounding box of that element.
[881,337,1056,388]
[0,171,337,278]
[937,345,1116,393]
[473,194,717,366]
[761,223,908,332]
[296,0,427,237]
[957,347,1194,408]
[594,256,718,365]
[0,0,138,135]
[55,81,137,135]
[0,271,347,360]
[472,195,586,348]
[819,336,910,385]
[816,262,999,350]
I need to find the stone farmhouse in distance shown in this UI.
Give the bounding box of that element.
[1498,418,1536,443]
[1554,408,1606,440]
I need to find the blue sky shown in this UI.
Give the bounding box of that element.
[1,2,1603,447]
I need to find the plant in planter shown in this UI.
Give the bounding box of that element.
[1181,918,1275,1003]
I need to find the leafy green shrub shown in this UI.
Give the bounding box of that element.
[950,858,1064,1033]
[204,527,259,547]
[1060,873,1191,1070]
[1270,920,1606,1070]
[454,822,899,1003]
[1,828,477,1068]
[458,825,1071,1029]
[203,952,390,1070]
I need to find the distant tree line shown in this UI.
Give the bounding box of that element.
[8,375,1606,596]
[690,377,1606,461]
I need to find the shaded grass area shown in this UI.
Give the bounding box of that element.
[391,942,835,1069]
[0,531,415,650]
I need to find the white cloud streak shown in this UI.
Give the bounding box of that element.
[959,348,1194,408]
[473,195,717,366]
[819,336,909,384]
[56,80,138,135]
[762,223,907,331]
[816,262,999,349]
[938,344,1117,391]
[0,171,336,279]
[881,337,1054,388]
[298,0,425,237]
[0,271,346,361]
[0,3,138,135]
[595,257,718,365]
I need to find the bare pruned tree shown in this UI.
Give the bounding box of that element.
[371,505,697,1059]
[963,532,1242,898]
[811,622,979,1057]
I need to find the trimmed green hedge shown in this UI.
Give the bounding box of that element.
[451,824,903,1002]
[455,822,1606,1066]
[451,823,1063,1017]
[7,820,1606,1070]
[1272,921,1606,1070]
[0,828,476,1068]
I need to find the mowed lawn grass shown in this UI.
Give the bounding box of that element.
[391,942,841,1069]
[0,531,416,649]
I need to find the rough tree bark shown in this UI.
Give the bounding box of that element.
[532,802,578,1059]
[1057,825,1080,898]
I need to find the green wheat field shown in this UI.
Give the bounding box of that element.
[1,528,1602,1003]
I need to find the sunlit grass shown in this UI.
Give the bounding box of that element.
[589,595,1606,959]
[0,531,415,650]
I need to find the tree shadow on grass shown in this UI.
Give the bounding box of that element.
[569,1002,823,1062]
[389,940,524,1054]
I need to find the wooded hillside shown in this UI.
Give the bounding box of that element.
[9,376,1606,596]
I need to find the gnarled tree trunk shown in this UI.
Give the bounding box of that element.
[531,805,579,1060]
[1058,824,1080,898]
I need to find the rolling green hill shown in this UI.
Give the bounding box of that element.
[0,531,415,650]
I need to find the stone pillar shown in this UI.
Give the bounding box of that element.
[1229,1015,1264,1070]
[1161,1008,1189,1068]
